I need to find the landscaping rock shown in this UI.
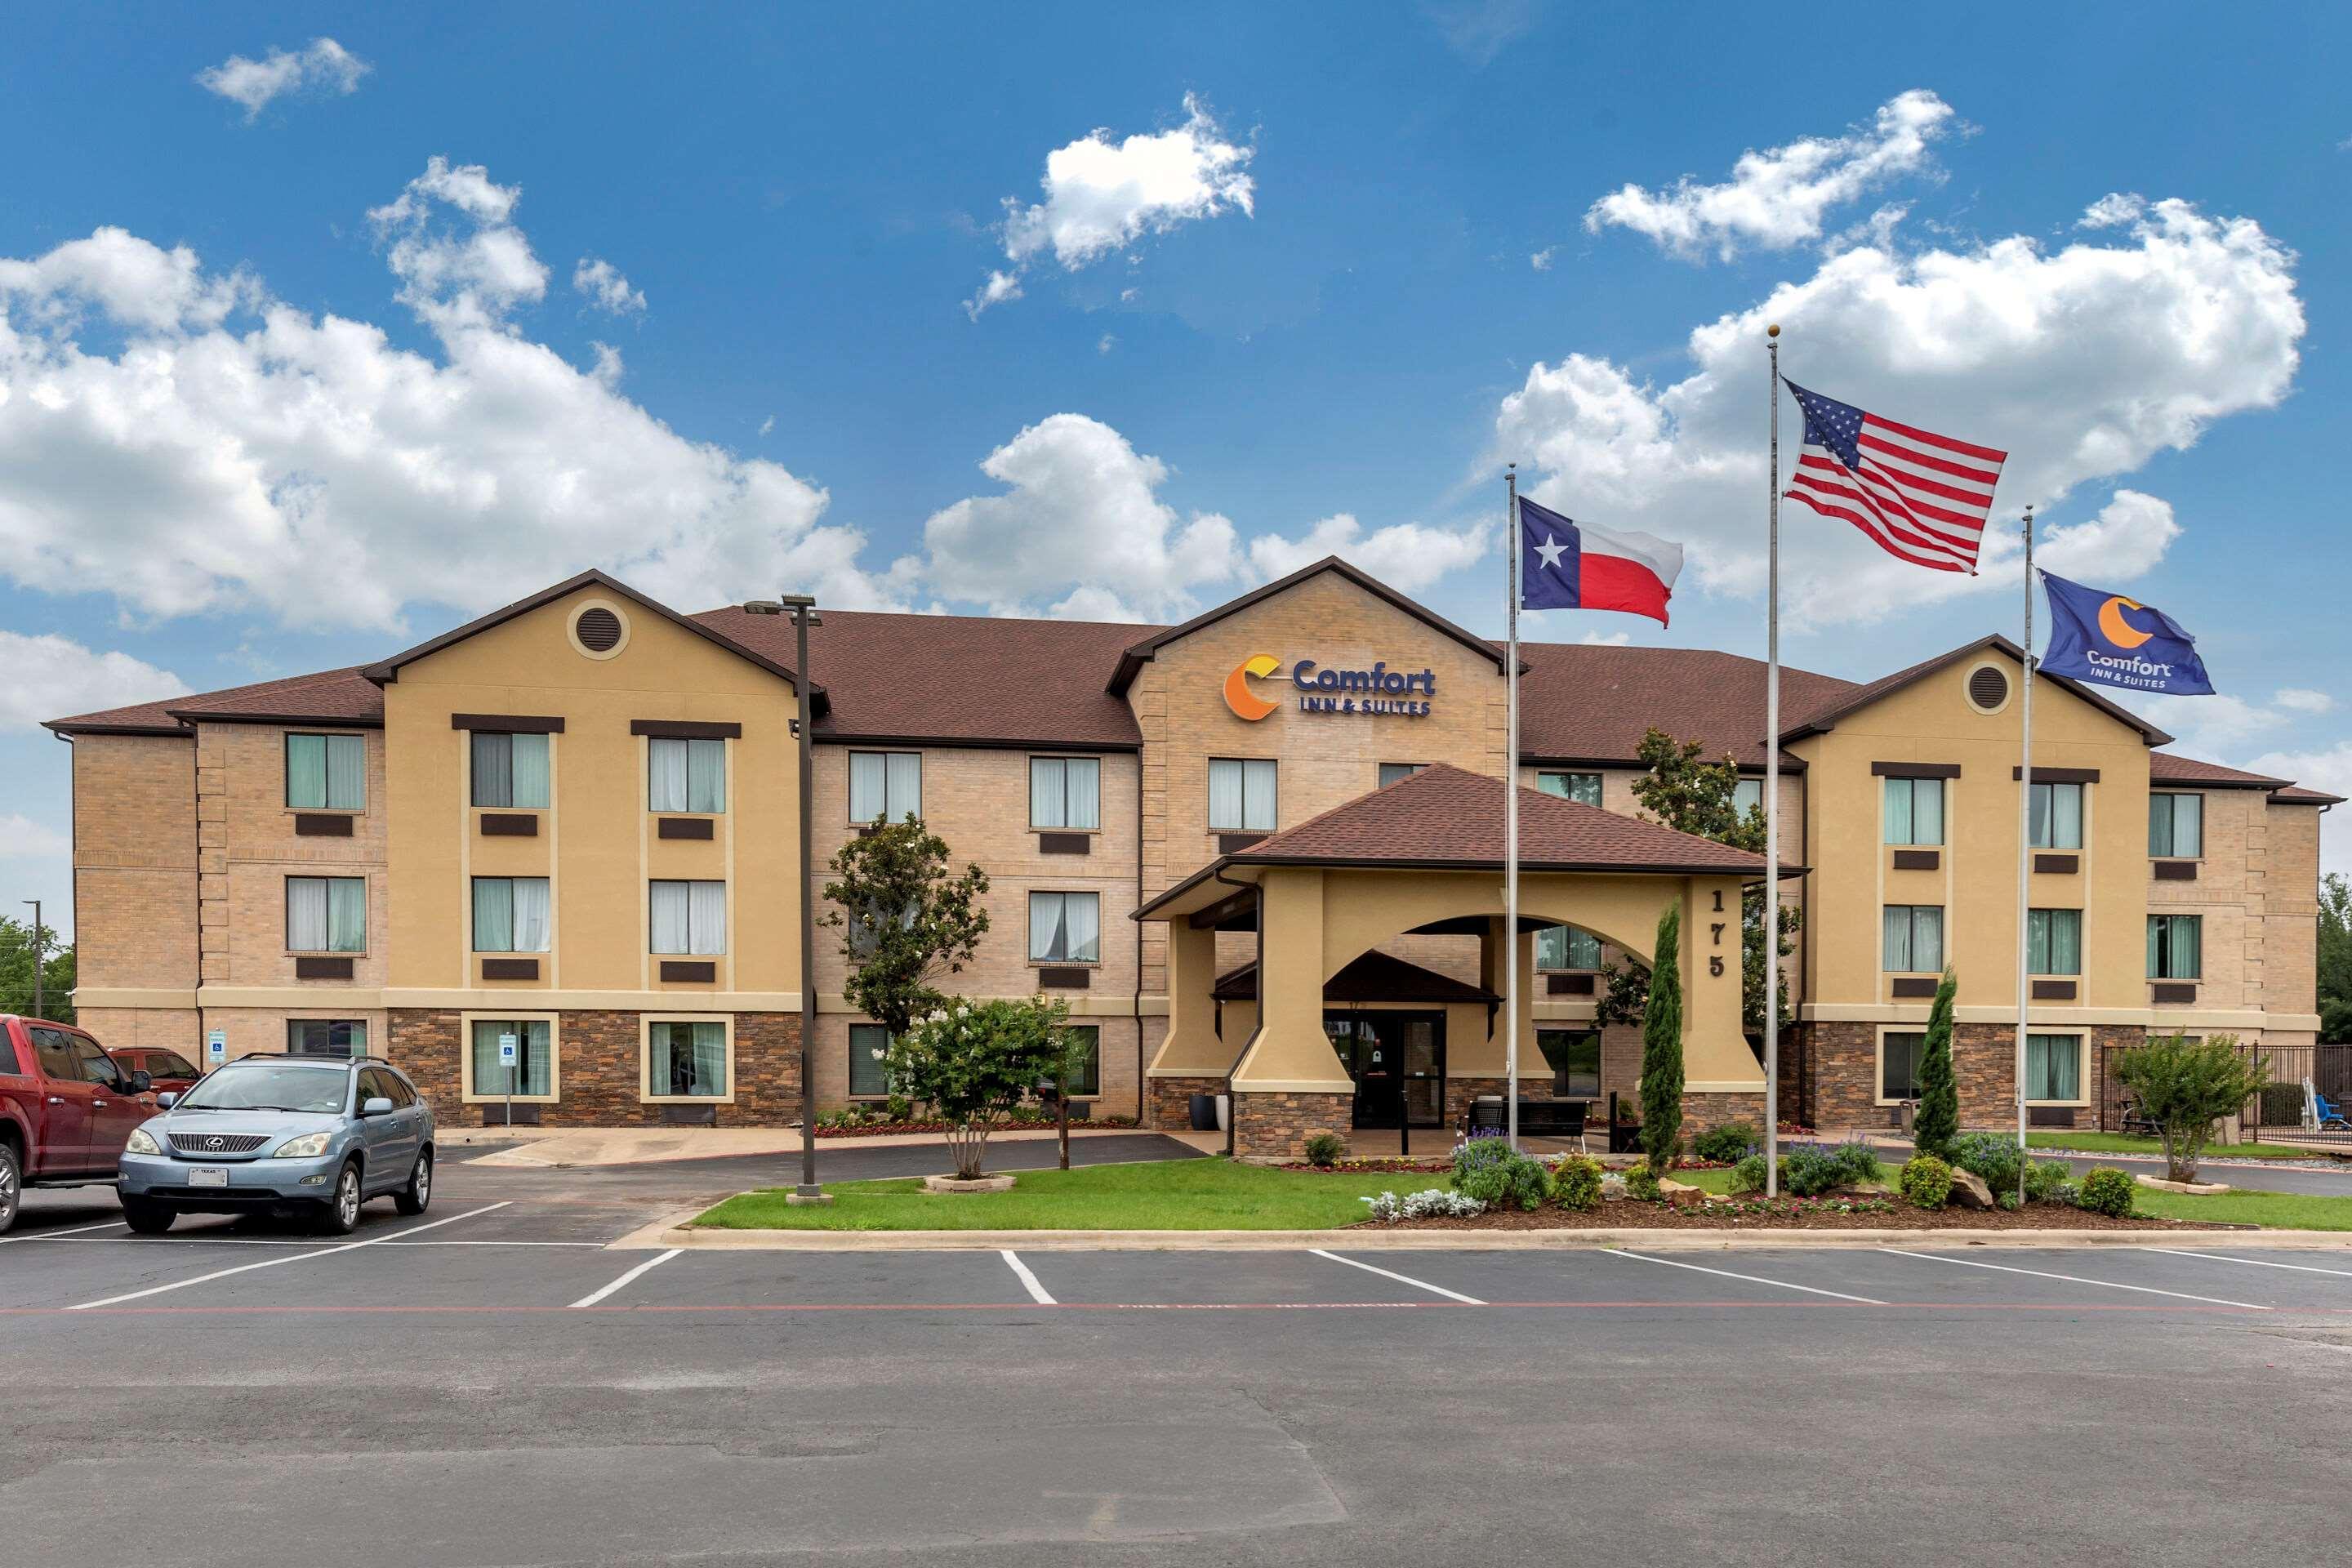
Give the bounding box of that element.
[1657,1178,1704,1200]
[2134,1173,2231,1196]
[1945,1168,1995,1209]
[922,1174,1015,1194]
[1599,1174,1628,1202]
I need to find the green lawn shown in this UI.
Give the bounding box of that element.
[694,1160,1463,1232]
[2025,1131,2346,1163]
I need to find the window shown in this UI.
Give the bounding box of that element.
[470,732,551,809]
[648,737,726,813]
[286,733,364,811]
[1881,1031,1925,1102]
[1029,756,1102,829]
[471,877,551,953]
[2027,908,2082,975]
[1536,1028,1602,1098]
[287,1019,368,1057]
[69,1036,122,1089]
[287,875,367,953]
[1882,777,1945,846]
[1051,1024,1101,1097]
[29,1027,76,1080]
[1208,757,1278,831]
[470,1018,553,1098]
[2148,914,2202,979]
[145,1050,200,1079]
[648,1020,728,1098]
[849,1023,892,1098]
[849,751,921,824]
[1029,891,1101,964]
[1537,771,1603,807]
[1882,905,1944,973]
[358,1067,401,1108]
[650,880,727,955]
[2029,780,2083,849]
[1377,762,1427,790]
[2025,1033,2084,1102]
[1732,777,1762,817]
[2149,793,2203,858]
[1536,925,1603,970]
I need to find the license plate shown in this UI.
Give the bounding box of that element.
[188,1167,229,1187]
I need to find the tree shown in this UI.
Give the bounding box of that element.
[2319,874,2352,1042]
[886,996,1073,1178]
[1911,968,1959,1161]
[2118,1032,2270,1183]
[821,817,991,1043]
[1638,900,1684,1174]
[0,915,74,1024]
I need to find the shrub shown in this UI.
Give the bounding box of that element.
[2051,1180,2082,1208]
[1552,1154,1606,1211]
[1899,1153,1954,1209]
[1728,1154,1768,1195]
[1639,901,1685,1174]
[2078,1166,2136,1217]
[1951,1131,2025,1198]
[1362,1188,1486,1223]
[1303,1133,1346,1169]
[2259,1080,2305,1127]
[1774,1139,1882,1196]
[2117,1032,2269,1183]
[2024,1158,2074,1204]
[1452,1137,1552,1210]
[1624,1163,1662,1202]
[1694,1122,1757,1164]
[886,996,1074,1178]
[1912,969,1960,1161]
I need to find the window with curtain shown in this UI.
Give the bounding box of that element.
[470,877,551,953]
[650,880,728,955]
[2025,1033,2083,1101]
[1881,1031,1925,1100]
[287,1019,367,1057]
[648,1020,728,1098]
[2029,781,2084,849]
[1882,905,1944,973]
[1051,1025,1101,1097]
[648,737,726,813]
[1208,758,1278,831]
[2149,793,2203,858]
[2148,914,2202,979]
[286,733,365,810]
[470,1018,553,1097]
[1029,756,1102,829]
[1378,762,1426,789]
[848,751,921,824]
[1537,771,1603,806]
[2027,908,2082,975]
[1733,777,1762,817]
[1536,925,1603,970]
[1882,777,1945,845]
[287,876,367,952]
[470,732,551,809]
[1535,1028,1602,1097]
[1029,891,1101,963]
[849,1023,892,1098]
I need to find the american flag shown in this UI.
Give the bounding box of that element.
[1782,380,2007,574]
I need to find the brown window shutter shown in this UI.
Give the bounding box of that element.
[659,960,717,982]
[293,813,355,837]
[2030,979,2077,1001]
[480,958,540,981]
[479,813,539,836]
[295,956,355,980]
[1037,831,1091,855]
[1036,967,1092,989]
[657,817,715,840]
[1889,977,1939,999]
[1891,849,1940,871]
[2153,860,2198,881]
[2033,853,2079,874]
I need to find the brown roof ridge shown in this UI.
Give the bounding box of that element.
[1780,633,2174,747]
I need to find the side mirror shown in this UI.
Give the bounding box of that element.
[359,1096,394,1118]
[127,1070,153,1094]
[157,1092,179,1109]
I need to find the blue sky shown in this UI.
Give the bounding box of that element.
[4,1,2350,933]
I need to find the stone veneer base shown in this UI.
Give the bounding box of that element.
[1146,1075,1226,1132]
[389,1008,802,1126]
[1230,1091,1355,1159]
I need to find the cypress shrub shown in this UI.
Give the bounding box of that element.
[1912,968,1960,1162]
[1639,901,1685,1175]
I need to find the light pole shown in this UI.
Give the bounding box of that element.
[20,900,42,1020]
[746,594,831,1205]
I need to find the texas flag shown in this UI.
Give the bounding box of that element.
[1517,496,1684,626]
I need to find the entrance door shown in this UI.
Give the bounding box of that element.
[1326,1012,1446,1129]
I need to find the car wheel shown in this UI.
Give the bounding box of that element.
[393,1148,433,1216]
[122,1200,176,1235]
[318,1160,364,1236]
[0,1143,20,1236]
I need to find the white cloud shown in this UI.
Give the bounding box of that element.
[366,158,549,332]
[2275,688,2335,715]
[1428,0,1541,64]
[195,38,369,120]
[0,632,186,731]
[2078,192,2145,229]
[0,813,70,860]
[1530,247,1556,271]
[972,95,1254,316]
[758,415,775,436]
[2247,742,2352,876]
[572,257,645,316]
[2131,692,2296,755]
[1097,332,1117,354]
[1245,512,1487,593]
[1497,198,2302,626]
[1578,629,1632,647]
[1585,90,1956,261]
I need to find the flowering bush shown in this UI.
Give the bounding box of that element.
[1451,1136,1552,1210]
[1361,1188,1486,1223]
[1552,1154,1606,1211]
[885,996,1076,1179]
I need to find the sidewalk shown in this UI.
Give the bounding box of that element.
[459,1123,1152,1169]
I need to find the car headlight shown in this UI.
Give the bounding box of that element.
[124,1125,160,1156]
[269,1131,334,1160]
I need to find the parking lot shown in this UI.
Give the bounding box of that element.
[5,1140,2351,1566]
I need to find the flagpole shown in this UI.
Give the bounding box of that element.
[1505,464,1521,1153]
[2014,505,2035,1205]
[1764,324,1782,1197]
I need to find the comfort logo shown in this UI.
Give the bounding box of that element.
[1223,654,1281,721]
[2097,595,2154,650]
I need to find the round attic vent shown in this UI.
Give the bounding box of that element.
[568,601,630,660]
[1967,664,2010,714]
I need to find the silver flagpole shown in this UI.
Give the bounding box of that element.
[1764,325,1782,1197]
[1505,464,1521,1153]
[2014,505,2036,1205]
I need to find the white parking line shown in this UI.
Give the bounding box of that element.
[1001,1249,1056,1305]
[1878,1248,2271,1310]
[1606,1248,1887,1304]
[0,1220,127,1245]
[65,1202,512,1310]
[26,1235,608,1249]
[1309,1249,1486,1304]
[2143,1247,2352,1280]
[569,1249,681,1308]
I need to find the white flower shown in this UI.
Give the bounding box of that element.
[869,1049,885,1061]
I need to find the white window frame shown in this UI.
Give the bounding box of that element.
[1029,890,1102,964]
[2026,907,2083,977]
[849,751,922,826]
[639,1013,736,1105]
[286,875,368,956]
[470,731,552,810]
[2029,780,2085,850]
[1208,757,1278,832]
[1882,904,1944,974]
[470,876,552,955]
[1882,776,1945,847]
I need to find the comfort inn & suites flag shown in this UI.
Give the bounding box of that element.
[2038,570,2216,696]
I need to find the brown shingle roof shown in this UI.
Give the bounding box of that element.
[46,666,382,737]
[1510,643,1853,770]
[2149,752,2289,790]
[2270,784,2345,805]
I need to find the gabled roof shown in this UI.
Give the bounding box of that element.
[2271,784,2345,805]
[1213,950,1501,1004]
[1106,555,1509,695]
[361,570,816,697]
[2149,752,2287,790]
[1780,634,2174,747]
[1511,643,1853,771]
[46,666,384,737]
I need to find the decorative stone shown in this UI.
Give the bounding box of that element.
[1656,1178,1704,1200]
[1599,1174,1628,1201]
[923,1174,1015,1194]
[2135,1173,2230,1196]
[1945,1168,1995,1209]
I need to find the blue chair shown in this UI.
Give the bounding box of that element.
[2313,1086,2352,1132]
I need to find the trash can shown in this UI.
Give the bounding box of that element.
[1189,1092,1218,1131]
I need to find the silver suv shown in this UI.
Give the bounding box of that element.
[117,1054,434,1235]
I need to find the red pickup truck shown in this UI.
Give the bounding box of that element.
[1,1015,158,1234]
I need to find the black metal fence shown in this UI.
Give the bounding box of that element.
[2097,1040,2352,1147]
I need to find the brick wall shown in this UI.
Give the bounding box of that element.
[1147,1074,1223,1130]
[71,733,199,992]
[1231,1090,1353,1158]
[389,1009,800,1126]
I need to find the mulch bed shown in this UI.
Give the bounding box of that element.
[1351,1196,2252,1232]
[1281,1156,1735,1174]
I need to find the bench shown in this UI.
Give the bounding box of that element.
[1463,1096,1589,1147]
